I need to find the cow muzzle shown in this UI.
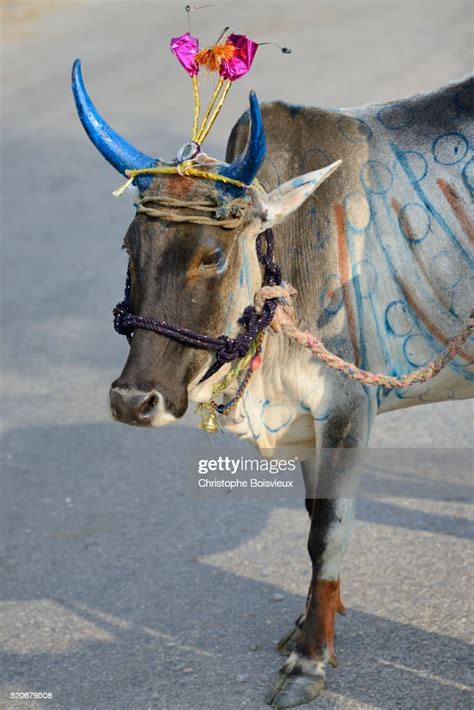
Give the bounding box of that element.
[109,385,177,427]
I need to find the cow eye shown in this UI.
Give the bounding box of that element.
[200,248,224,270]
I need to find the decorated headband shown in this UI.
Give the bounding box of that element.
[71,10,290,197]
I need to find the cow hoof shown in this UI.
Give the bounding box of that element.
[264,654,326,708]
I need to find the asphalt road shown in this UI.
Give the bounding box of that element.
[1,2,473,709]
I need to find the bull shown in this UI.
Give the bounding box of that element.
[72,59,473,707]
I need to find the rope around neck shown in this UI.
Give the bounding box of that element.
[255,284,473,390]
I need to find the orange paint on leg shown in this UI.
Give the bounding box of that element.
[336,577,347,616]
[303,579,339,663]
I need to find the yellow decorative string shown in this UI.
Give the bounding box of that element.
[191,75,200,142]
[197,79,232,145]
[113,165,264,197]
[195,76,223,142]
[195,332,264,432]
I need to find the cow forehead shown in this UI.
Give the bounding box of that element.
[144,173,238,202]
[127,173,254,251]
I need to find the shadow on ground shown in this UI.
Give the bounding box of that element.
[1,422,472,709]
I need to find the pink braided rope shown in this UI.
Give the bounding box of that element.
[255,284,474,389]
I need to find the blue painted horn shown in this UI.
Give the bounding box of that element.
[71,59,156,191]
[221,91,266,186]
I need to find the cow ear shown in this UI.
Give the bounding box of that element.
[258,160,342,227]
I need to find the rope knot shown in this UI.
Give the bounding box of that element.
[113,302,130,332]
[216,335,248,362]
[113,302,134,345]
[255,282,297,309]
[238,305,258,329]
[254,282,297,331]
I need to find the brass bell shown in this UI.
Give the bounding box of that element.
[199,405,219,433]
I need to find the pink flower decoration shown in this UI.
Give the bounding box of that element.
[170,33,199,77]
[220,34,258,81]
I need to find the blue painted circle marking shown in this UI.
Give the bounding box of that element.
[261,401,292,433]
[397,203,431,243]
[393,150,428,182]
[360,160,393,194]
[343,192,371,231]
[299,387,331,421]
[300,397,330,422]
[303,146,334,172]
[429,250,461,289]
[313,410,330,422]
[403,334,435,367]
[462,157,474,195]
[433,132,469,165]
[377,102,415,130]
[385,301,414,337]
[337,116,373,144]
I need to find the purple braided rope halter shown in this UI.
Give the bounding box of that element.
[113,228,282,382]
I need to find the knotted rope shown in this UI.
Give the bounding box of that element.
[136,195,250,229]
[255,284,474,389]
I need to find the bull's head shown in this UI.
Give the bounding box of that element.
[72,60,339,427]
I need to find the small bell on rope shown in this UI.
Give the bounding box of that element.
[197,401,220,433]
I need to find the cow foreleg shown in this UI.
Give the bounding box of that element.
[266,497,355,707]
[266,402,368,707]
[276,576,346,657]
[276,487,347,657]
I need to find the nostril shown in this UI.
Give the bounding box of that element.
[109,387,161,426]
[138,392,159,418]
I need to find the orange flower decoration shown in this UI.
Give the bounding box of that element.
[195,41,235,72]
